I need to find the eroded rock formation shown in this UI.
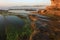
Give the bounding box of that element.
[51,0,60,8]
[46,0,60,16]
[29,0,60,40]
[38,0,60,16]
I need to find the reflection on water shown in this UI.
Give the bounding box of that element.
[0,15,25,40]
[0,15,25,27]
[5,16,25,27]
[0,15,25,28]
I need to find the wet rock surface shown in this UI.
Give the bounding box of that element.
[29,14,60,40]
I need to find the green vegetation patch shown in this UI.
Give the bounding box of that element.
[6,17,32,40]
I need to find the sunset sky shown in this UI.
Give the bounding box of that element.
[0,0,51,7]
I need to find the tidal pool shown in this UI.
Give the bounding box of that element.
[0,15,28,40]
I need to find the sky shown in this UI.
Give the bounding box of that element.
[0,0,51,7]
